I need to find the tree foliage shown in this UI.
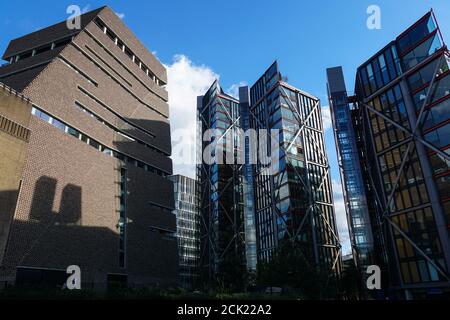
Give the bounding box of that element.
[256,240,339,299]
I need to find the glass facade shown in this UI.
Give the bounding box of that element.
[197,81,248,286]
[169,175,200,289]
[197,64,341,287]
[239,87,258,272]
[332,11,450,298]
[327,67,379,278]
[250,62,341,276]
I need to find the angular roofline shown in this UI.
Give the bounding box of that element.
[356,10,433,72]
[2,6,107,60]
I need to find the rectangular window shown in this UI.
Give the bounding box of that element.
[398,14,437,54]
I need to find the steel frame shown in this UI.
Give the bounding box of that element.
[359,53,450,283]
[197,87,247,284]
[251,83,341,276]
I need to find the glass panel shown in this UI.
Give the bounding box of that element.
[398,15,437,53]
[402,33,442,71]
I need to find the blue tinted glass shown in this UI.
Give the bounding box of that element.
[51,118,65,131]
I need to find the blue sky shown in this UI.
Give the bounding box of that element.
[1,0,450,254]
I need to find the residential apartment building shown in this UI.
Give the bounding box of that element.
[250,62,341,276]
[197,62,341,288]
[327,10,450,299]
[169,175,200,289]
[327,67,388,295]
[197,81,248,288]
[0,6,177,288]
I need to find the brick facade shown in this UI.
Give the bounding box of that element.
[0,6,177,288]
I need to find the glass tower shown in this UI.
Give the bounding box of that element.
[197,63,342,288]
[328,11,450,299]
[169,175,200,289]
[250,62,342,276]
[327,67,388,296]
[197,81,249,288]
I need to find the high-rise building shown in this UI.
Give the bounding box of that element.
[327,10,450,299]
[327,67,388,294]
[197,62,342,288]
[250,62,341,276]
[169,175,200,289]
[0,6,177,288]
[197,81,249,288]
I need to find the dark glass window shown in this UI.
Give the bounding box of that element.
[407,57,447,92]
[425,123,450,149]
[423,99,450,130]
[385,47,398,80]
[89,139,100,150]
[35,45,52,55]
[436,175,450,199]
[402,33,442,71]
[66,127,78,138]
[398,15,436,54]
[428,149,450,175]
[54,38,72,49]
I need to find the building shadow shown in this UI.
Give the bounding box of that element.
[0,176,120,289]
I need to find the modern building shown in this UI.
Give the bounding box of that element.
[197,81,249,288]
[327,10,450,299]
[197,62,342,288]
[327,67,388,294]
[0,6,177,288]
[0,83,32,288]
[250,62,341,277]
[169,175,200,289]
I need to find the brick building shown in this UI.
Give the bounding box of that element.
[0,6,177,288]
[0,83,32,285]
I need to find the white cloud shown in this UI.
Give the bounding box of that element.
[165,55,219,179]
[226,81,247,99]
[321,105,332,132]
[332,179,352,255]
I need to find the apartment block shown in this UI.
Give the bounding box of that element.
[169,175,200,289]
[197,62,341,288]
[327,10,450,299]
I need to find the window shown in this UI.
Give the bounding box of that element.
[93,18,165,87]
[423,99,450,130]
[51,118,65,131]
[398,14,437,54]
[407,57,448,93]
[31,106,168,177]
[89,139,101,150]
[425,123,450,149]
[35,45,52,55]
[436,175,450,199]
[54,38,72,49]
[67,127,80,139]
[428,149,450,175]
[402,33,442,71]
